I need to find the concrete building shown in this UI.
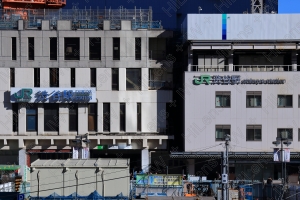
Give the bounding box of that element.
[174,14,300,180]
[0,8,174,180]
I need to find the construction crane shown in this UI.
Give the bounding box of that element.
[1,0,66,10]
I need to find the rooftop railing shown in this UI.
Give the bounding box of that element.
[192,65,295,72]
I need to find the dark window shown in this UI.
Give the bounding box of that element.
[50,68,59,87]
[44,104,59,132]
[34,68,40,87]
[50,37,57,60]
[88,104,97,131]
[137,103,141,132]
[28,37,34,60]
[69,104,78,131]
[298,129,300,141]
[216,91,230,107]
[71,68,75,87]
[26,104,37,131]
[126,69,141,90]
[277,128,293,140]
[120,103,126,132]
[113,38,120,60]
[246,125,262,141]
[12,37,16,60]
[278,95,293,107]
[89,38,101,60]
[65,38,80,60]
[215,125,230,141]
[103,103,110,132]
[90,68,96,87]
[135,38,141,60]
[112,68,119,90]
[10,68,15,87]
[12,103,18,132]
[246,91,261,107]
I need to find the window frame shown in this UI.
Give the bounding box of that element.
[120,103,126,132]
[135,38,141,60]
[50,37,57,60]
[126,68,141,91]
[26,104,37,132]
[277,128,293,140]
[215,91,231,108]
[71,68,75,87]
[12,37,16,60]
[10,68,15,87]
[68,104,78,132]
[246,125,262,141]
[44,104,59,132]
[12,103,18,132]
[113,38,120,60]
[49,68,59,87]
[215,125,231,141]
[88,103,97,132]
[103,103,110,132]
[112,68,119,90]
[64,37,80,60]
[34,68,40,87]
[137,103,141,132]
[277,95,293,108]
[90,68,96,87]
[246,91,262,108]
[89,37,101,60]
[28,37,34,60]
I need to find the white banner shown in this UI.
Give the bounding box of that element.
[82,148,89,159]
[72,147,79,159]
[274,148,290,162]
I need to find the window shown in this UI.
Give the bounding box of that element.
[69,104,78,131]
[103,103,110,132]
[277,128,293,140]
[12,37,16,60]
[246,91,261,107]
[28,37,34,60]
[89,38,101,60]
[65,38,80,60]
[50,68,59,87]
[12,103,18,132]
[298,129,300,141]
[71,68,75,87]
[50,37,57,60]
[90,68,96,87]
[34,68,40,87]
[26,104,37,131]
[126,69,141,90]
[113,38,120,60]
[246,125,262,141]
[137,103,141,132]
[88,104,97,131]
[112,68,119,90]
[278,95,292,107]
[135,38,141,60]
[44,104,59,132]
[120,103,126,132]
[10,68,15,87]
[216,125,230,141]
[216,91,230,107]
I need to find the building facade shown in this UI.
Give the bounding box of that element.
[178,14,300,180]
[0,9,174,179]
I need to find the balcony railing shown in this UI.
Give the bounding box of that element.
[149,80,173,90]
[192,65,294,72]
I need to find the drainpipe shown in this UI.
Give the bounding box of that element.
[101,171,104,197]
[37,171,40,198]
[75,170,78,199]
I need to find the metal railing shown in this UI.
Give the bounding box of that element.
[191,65,294,72]
[132,21,162,30]
[149,80,172,90]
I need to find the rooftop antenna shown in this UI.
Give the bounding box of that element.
[251,0,263,13]
[198,6,202,14]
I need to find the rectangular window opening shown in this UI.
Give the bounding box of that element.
[50,68,59,87]
[135,38,141,60]
[246,125,262,141]
[113,38,120,60]
[88,104,97,131]
[65,38,80,60]
[28,37,34,60]
[90,68,96,87]
[10,68,15,87]
[278,95,293,107]
[120,103,126,132]
[112,68,119,90]
[71,68,75,87]
[44,104,59,132]
[277,128,293,140]
[246,91,262,107]
[69,104,78,131]
[216,91,231,107]
[89,38,101,60]
[12,37,16,60]
[26,104,37,132]
[34,68,40,87]
[103,103,110,132]
[137,103,141,132]
[126,69,141,90]
[50,37,57,60]
[215,125,231,141]
[12,103,18,132]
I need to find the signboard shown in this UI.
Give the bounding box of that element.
[136,174,182,186]
[10,88,96,103]
[274,148,290,162]
[193,75,286,85]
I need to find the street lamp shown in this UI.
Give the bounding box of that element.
[72,133,91,159]
[272,131,292,190]
[198,6,202,14]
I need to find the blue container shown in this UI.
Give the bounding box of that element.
[239,185,253,200]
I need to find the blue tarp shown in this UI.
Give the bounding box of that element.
[87,191,105,200]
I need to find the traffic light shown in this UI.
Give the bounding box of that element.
[15,176,22,192]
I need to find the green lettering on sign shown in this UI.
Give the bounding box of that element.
[14,88,33,100]
[194,75,211,85]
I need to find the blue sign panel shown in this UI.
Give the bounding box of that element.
[18,194,25,200]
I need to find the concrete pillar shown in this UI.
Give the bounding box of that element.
[119,68,126,91]
[78,103,88,135]
[18,104,26,135]
[228,51,234,71]
[187,159,195,176]
[37,104,44,135]
[292,50,297,71]
[141,149,149,173]
[59,104,69,135]
[18,149,27,181]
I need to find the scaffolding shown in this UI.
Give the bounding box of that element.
[0,6,162,30]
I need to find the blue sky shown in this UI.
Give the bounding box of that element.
[279,0,300,13]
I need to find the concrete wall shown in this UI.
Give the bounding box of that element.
[185,72,300,152]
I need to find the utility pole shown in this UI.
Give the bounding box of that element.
[222,134,230,200]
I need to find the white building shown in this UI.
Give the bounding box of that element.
[175,14,300,181]
[0,8,174,178]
